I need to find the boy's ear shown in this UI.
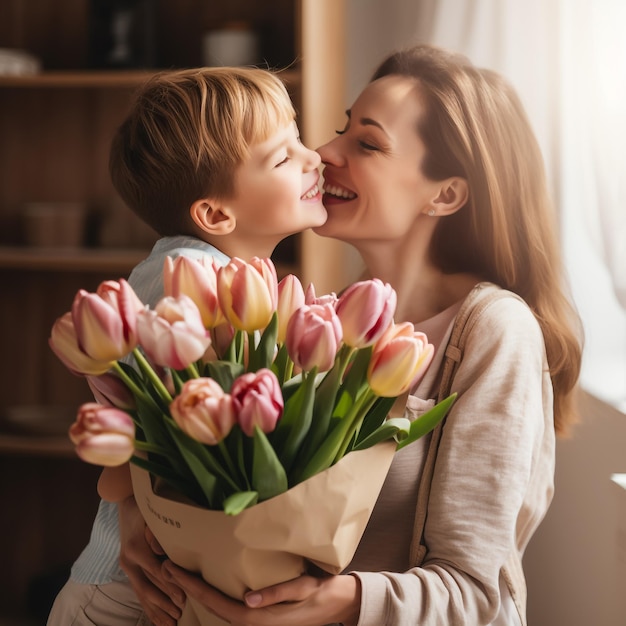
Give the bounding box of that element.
[427,177,469,216]
[189,199,236,235]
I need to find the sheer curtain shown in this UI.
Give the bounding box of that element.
[420,0,626,411]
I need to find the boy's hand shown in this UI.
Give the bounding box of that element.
[97,462,134,502]
[118,495,186,625]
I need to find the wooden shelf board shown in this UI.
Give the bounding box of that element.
[0,433,74,457]
[0,246,150,272]
[0,69,300,89]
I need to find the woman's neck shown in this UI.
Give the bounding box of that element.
[358,240,480,325]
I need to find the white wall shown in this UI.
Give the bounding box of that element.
[524,391,626,626]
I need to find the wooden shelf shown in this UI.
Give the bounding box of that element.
[0,433,74,458]
[0,69,300,89]
[0,246,150,273]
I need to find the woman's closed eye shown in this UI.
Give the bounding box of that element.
[358,140,379,152]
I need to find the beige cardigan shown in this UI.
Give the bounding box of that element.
[347,284,555,625]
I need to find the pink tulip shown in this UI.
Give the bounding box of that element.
[87,372,136,410]
[277,274,306,344]
[335,279,397,348]
[71,279,144,362]
[217,257,278,332]
[367,322,435,397]
[69,402,135,466]
[136,295,211,370]
[49,312,114,376]
[304,283,338,307]
[231,368,284,436]
[170,378,236,445]
[163,255,226,329]
[285,303,343,372]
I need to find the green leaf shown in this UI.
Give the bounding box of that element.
[250,312,278,372]
[339,346,372,401]
[134,393,189,479]
[294,386,374,483]
[271,368,317,474]
[354,396,396,446]
[223,490,259,516]
[396,393,457,450]
[204,360,245,392]
[352,417,411,451]
[296,361,345,466]
[164,426,224,507]
[130,454,205,504]
[271,342,293,384]
[252,426,288,501]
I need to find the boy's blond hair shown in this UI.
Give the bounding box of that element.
[109,67,296,236]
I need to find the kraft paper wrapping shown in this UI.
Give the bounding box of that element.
[130,441,396,626]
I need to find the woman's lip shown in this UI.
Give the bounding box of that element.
[322,192,347,206]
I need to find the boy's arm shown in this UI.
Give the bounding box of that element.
[98,462,134,502]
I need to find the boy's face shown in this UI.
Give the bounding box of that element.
[224,122,326,254]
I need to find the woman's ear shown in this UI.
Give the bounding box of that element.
[189,199,236,235]
[429,177,469,216]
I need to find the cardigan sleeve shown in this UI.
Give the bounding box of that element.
[352,295,555,625]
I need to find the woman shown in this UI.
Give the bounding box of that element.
[141,44,583,625]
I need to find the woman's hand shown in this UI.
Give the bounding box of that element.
[162,560,361,626]
[118,495,186,625]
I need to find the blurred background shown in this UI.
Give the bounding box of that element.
[0,0,624,624]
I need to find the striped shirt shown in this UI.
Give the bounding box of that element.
[71,236,229,584]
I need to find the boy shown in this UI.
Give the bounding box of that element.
[47,66,326,626]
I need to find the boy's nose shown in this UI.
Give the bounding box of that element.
[303,146,321,170]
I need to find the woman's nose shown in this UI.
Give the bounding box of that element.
[316,137,342,165]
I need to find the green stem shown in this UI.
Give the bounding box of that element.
[333,389,377,463]
[112,361,145,399]
[186,362,200,379]
[132,348,172,403]
[336,344,357,380]
[218,439,242,488]
[134,440,168,456]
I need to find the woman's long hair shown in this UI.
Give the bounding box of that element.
[373,45,583,434]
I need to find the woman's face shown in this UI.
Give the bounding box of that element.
[315,75,443,244]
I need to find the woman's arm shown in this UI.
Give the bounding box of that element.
[353,295,554,624]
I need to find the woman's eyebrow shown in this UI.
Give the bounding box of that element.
[346,109,390,137]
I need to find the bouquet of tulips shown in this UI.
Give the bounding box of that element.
[49,255,454,624]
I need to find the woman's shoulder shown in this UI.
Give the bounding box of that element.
[462,282,543,342]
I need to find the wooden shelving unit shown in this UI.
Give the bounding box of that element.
[0,1,347,621]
